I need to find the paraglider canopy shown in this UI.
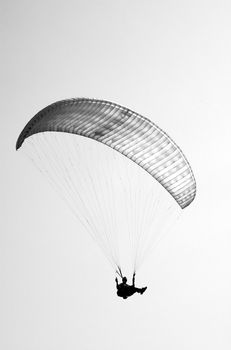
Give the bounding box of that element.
[16,98,196,208]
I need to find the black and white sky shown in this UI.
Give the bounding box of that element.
[1,1,231,349]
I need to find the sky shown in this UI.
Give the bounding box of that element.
[1,0,231,349]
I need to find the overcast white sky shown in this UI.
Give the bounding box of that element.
[1,0,231,349]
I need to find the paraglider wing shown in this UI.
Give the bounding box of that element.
[16,98,196,208]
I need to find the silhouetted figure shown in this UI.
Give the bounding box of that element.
[115,273,147,299]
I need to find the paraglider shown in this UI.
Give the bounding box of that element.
[16,98,196,296]
[116,273,147,299]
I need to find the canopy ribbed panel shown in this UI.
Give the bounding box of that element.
[16,98,196,208]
